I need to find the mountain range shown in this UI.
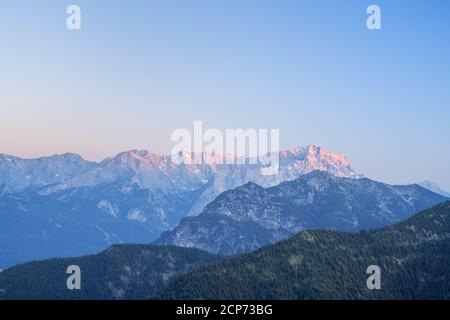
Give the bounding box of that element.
[156,170,448,255]
[1,201,449,300]
[0,145,360,268]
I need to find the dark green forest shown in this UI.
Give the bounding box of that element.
[157,201,450,299]
[0,244,221,300]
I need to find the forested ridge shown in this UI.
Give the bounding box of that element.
[0,244,221,300]
[156,201,450,299]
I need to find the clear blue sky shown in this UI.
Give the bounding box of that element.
[0,0,449,189]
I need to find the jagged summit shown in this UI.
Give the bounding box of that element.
[101,149,170,171]
[0,145,361,193]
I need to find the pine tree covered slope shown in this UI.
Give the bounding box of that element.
[156,201,450,300]
[0,245,221,300]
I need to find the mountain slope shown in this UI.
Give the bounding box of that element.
[0,245,221,300]
[156,171,448,255]
[156,201,450,300]
[0,180,206,268]
[418,180,450,198]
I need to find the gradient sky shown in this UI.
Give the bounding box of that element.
[0,0,449,189]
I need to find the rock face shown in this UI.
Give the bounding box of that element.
[156,171,448,255]
[0,145,360,268]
